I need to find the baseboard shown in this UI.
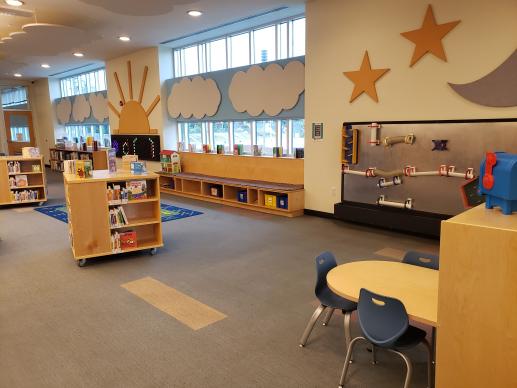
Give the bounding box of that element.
[334,201,450,238]
[304,209,335,219]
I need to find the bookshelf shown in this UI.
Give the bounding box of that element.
[63,170,163,267]
[157,172,304,217]
[49,148,109,172]
[0,156,47,206]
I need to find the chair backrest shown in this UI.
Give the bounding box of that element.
[357,288,409,348]
[402,250,439,270]
[314,251,338,296]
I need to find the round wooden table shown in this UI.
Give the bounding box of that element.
[327,260,438,326]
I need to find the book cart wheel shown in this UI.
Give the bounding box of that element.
[77,259,87,267]
[150,248,157,256]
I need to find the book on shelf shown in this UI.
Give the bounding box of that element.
[111,230,137,252]
[14,175,28,187]
[109,206,129,228]
[107,184,129,204]
[22,147,40,158]
[32,164,41,172]
[10,189,39,202]
[127,180,147,200]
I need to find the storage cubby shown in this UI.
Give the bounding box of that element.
[182,179,201,194]
[159,175,175,191]
[155,171,304,218]
[247,189,258,205]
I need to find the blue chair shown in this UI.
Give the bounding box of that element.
[338,289,432,388]
[402,250,439,270]
[299,251,357,348]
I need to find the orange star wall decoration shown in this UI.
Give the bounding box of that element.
[343,51,390,103]
[401,4,460,67]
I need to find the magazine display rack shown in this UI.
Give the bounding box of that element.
[63,170,163,267]
[0,156,47,206]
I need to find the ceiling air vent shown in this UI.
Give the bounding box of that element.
[0,6,34,17]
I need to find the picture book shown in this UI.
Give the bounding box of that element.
[127,180,147,200]
[15,175,28,187]
[119,231,137,249]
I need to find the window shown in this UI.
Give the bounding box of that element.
[178,119,304,156]
[229,33,250,68]
[212,122,230,151]
[10,127,30,142]
[207,38,227,72]
[64,124,111,147]
[255,120,277,155]
[173,17,305,77]
[233,121,252,153]
[1,87,28,109]
[252,25,276,64]
[60,68,107,97]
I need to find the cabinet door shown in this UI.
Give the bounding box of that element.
[67,181,111,257]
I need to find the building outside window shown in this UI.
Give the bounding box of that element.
[60,68,107,98]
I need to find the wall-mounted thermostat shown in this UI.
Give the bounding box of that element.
[312,123,324,140]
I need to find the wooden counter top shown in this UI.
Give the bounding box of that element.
[63,170,158,184]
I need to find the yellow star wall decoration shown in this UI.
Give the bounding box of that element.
[343,51,390,103]
[401,4,460,67]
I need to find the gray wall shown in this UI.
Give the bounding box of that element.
[164,56,305,122]
[342,120,517,215]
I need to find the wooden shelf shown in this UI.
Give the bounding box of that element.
[110,217,161,230]
[0,156,47,206]
[9,171,43,175]
[10,185,44,189]
[64,171,163,264]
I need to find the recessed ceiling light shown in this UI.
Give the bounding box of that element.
[118,36,130,42]
[187,10,203,17]
[5,0,24,6]
[73,52,84,57]
[41,63,50,69]
[13,73,22,77]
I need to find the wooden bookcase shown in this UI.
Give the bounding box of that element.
[50,148,108,172]
[0,156,47,206]
[157,172,304,217]
[64,170,163,267]
[437,204,517,387]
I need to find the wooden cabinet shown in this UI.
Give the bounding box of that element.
[437,205,517,387]
[0,156,47,206]
[64,171,163,266]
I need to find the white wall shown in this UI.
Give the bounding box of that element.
[305,0,517,213]
[29,78,62,164]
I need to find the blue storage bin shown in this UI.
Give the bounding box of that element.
[277,195,288,209]
[238,190,247,203]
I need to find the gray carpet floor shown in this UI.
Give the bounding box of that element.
[0,169,439,388]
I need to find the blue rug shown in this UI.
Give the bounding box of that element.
[35,203,203,224]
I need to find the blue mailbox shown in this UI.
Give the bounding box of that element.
[479,152,517,215]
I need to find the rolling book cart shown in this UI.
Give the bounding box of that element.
[0,156,47,206]
[64,170,163,267]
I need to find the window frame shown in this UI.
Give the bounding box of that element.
[172,15,305,78]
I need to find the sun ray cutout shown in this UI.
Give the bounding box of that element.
[108,60,160,134]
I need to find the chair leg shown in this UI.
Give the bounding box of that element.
[423,339,433,388]
[322,308,335,326]
[343,311,354,363]
[299,304,326,347]
[338,336,365,388]
[371,345,378,365]
[388,349,413,388]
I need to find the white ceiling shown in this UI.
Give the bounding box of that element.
[0,0,305,81]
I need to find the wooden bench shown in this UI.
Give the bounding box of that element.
[156,171,305,217]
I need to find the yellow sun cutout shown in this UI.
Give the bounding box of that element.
[108,60,160,134]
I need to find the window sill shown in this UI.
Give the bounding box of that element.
[177,151,303,160]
